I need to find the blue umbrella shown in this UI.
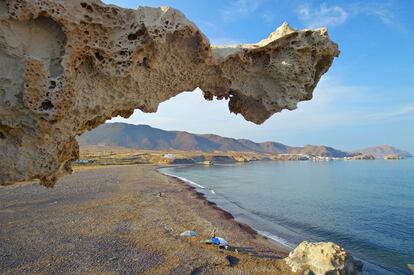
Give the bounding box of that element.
[211,237,228,246]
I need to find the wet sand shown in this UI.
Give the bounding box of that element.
[0,165,294,274]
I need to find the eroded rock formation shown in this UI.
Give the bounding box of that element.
[0,0,339,186]
[285,241,362,274]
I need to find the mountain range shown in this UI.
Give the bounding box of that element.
[78,123,412,158]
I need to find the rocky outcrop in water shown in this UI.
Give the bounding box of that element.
[285,241,362,274]
[0,0,338,186]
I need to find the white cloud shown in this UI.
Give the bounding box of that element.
[109,76,414,143]
[261,12,273,23]
[266,79,414,135]
[297,2,403,30]
[350,2,405,31]
[363,103,414,121]
[297,4,349,28]
[221,0,267,21]
[210,37,242,46]
[109,89,238,134]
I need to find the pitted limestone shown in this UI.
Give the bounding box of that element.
[0,0,339,186]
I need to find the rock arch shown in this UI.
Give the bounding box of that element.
[0,0,339,186]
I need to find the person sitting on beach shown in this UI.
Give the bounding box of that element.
[210,228,217,238]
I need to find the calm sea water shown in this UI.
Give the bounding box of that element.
[161,159,414,274]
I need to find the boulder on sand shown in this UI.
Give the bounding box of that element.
[285,241,363,275]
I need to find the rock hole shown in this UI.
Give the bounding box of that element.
[128,33,138,40]
[136,28,146,36]
[0,132,5,139]
[84,15,92,22]
[49,80,56,89]
[142,57,149,68]
[80,2,87,8]
[94,51,104,61]
[41,100,54,110]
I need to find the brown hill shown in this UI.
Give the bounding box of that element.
[78,123,356,157]
[290,145,351,158]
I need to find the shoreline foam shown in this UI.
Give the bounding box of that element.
[160,170,206,189]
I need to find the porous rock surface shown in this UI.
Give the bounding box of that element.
[0,0,339,186]
[285,241,362,274]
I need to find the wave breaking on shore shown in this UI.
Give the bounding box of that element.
[159,170,206,189]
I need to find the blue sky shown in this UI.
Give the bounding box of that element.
[104,0,414,152]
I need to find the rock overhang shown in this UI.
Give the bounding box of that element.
[0,0,339,186]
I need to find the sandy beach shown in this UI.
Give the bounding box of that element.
[0,165,294,274]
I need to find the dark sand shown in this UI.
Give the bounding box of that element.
[0,165,294,274]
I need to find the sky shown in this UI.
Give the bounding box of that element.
[104,0,414,152]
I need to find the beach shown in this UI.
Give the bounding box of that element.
[0,165,292,274]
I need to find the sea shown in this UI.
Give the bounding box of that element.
[160,159,414,274]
